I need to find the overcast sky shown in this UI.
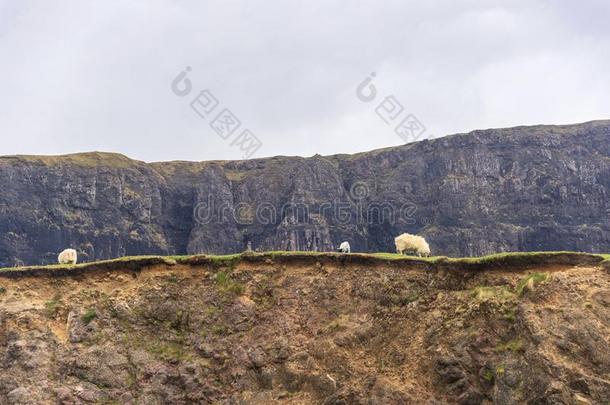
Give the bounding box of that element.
[1,1,609,162]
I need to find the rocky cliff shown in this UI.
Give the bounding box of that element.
[1,120,610,266]
[0,253,608,404]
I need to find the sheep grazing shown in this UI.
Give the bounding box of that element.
[58,248,78,265]
[394,233,430,257]
[337,241,351,253]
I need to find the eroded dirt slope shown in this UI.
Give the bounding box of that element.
[0,256,609,404]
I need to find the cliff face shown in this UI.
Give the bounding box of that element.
[0,254,608,404]
[1,120,610,266]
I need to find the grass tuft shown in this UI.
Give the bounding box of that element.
[495,339,524,353]
[214,270,244,298]
[44,293,62,318]
[323,314,351,333]
[146,340,189,361]
[516,272,548,296]
[211,324,229,336]
[472,286,514,300]
[502,307,517,322]
[81,308,97,325]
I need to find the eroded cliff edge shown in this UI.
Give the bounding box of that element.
[0,253,608,404]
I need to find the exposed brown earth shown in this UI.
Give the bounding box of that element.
[0,253,608,404]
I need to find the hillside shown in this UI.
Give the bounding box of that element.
[1,120,610,266]
[0,252,609,404]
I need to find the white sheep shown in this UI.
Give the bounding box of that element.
[394,233,430,257]
[58,248,78,265]
[337,241,351,253]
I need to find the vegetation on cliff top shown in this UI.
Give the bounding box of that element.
[1,152,140,168]
[0,251,606,278]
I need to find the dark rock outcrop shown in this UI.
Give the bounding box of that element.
[1,120,610,266]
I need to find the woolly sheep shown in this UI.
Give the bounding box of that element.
[58,248,78,265]
[394,233,430,257]
[337,241,351,253]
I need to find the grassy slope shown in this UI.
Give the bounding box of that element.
[0,251,607,278]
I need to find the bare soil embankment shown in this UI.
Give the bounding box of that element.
[0,252,608,404]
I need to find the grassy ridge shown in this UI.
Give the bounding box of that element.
[0,251,607,278]
[0,256,178,278]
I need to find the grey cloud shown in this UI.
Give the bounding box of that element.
[0,0,608,162]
